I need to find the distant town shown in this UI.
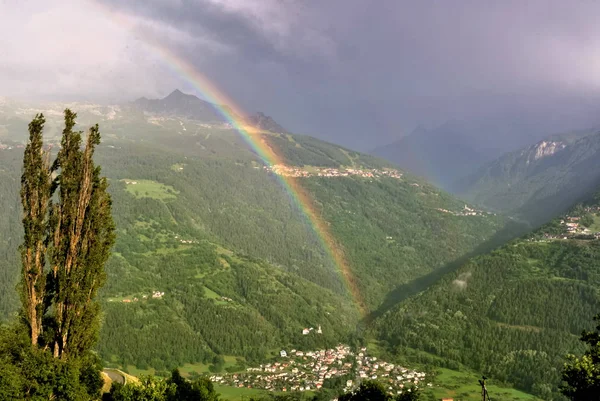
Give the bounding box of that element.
[210,344,429,397]
[536,205,600,241]
[0,142,23,150]
[436,204,495,217]
[262,164,404,180]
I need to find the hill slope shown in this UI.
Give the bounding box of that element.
[0,96,516,374]
[455,128,600,225]
[375,201,600,400]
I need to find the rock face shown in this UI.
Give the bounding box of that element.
[526,141,566,164]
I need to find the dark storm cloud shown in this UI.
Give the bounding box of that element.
[5,0,600,149]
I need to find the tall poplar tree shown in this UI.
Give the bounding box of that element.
[47,109,115,359]
[20,109,114,361]
[19,113,52,346]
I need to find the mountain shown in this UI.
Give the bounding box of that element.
[133,89,227,123]
[375,200,600,400]
[455,127,600,225]
[0,97,517,378]
[133,90,289,134]
[371,122,504,189]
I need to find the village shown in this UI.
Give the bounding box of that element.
[0,142,23,150]
[262,164,404,180]
[436,204,494,217]
[119,290,165,304]
[210,344,429,397]
[536,206,600,241]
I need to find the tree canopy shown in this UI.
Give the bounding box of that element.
[561,314,600,400]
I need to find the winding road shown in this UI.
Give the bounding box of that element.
[103,369,126,385]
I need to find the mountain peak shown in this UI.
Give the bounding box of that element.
[133,90,225,122]
[165,89,192,100]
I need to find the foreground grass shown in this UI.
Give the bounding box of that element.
[428,368,540,401]
[365,342,539,401]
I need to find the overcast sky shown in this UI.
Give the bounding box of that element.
[2,0,600,150]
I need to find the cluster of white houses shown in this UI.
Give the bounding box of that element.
[210,345,429,396]
[174,235,199,244]
[537,209,600,240]
[302,326,322,335]
[263,164,403,180]
[436,205,493,217]
[120,290,165,303]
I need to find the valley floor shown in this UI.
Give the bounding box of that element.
[193,344,540,401]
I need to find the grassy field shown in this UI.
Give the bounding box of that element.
[125,365,155,378]
[588,213,600,232]
[122,179,179,200]
[203,286,230,305]
[428,368,541,401]
[179,355,244,377]
[364,343,539,401]
[214,384,270,400]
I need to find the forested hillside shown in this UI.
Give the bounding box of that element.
[0,97,516,376]
[375,200,600,400]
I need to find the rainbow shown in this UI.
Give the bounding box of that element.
[90,1,366,315]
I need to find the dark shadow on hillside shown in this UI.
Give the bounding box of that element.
[362,219,531,326]
[516,172,600,229]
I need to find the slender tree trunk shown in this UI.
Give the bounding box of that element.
[20,114,51,347]
[48,111,115,360]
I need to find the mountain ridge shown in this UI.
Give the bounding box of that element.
[455,127,600,225]
[133,89,289,134]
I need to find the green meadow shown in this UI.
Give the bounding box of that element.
[122,179,179,200]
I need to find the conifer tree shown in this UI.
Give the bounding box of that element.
[47,109,115,359]
[19,113,52,346]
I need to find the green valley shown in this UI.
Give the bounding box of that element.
[0,97,516,380]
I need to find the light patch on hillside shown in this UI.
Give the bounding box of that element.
[452,271,472,290]
[526,140,566,164]
[121,179,179,200]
